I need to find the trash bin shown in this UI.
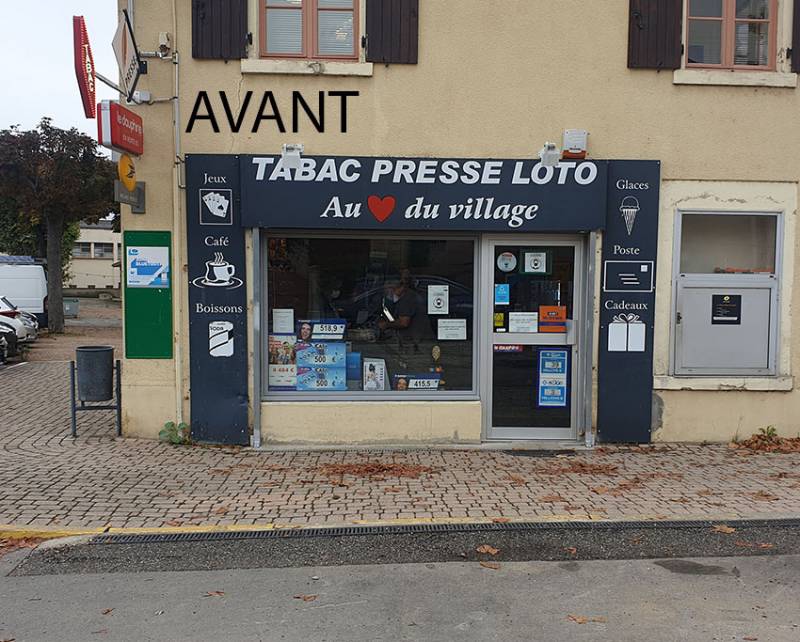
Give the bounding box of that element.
[64,298,80,318]
[76,346,114,401]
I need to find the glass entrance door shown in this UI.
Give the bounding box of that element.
[482,238,583,440]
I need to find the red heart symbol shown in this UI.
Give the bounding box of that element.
[367,195,396,223]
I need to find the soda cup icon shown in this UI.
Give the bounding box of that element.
[209,321,234,357]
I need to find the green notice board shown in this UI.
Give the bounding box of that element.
[123,231,173,359]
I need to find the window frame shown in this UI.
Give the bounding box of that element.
[93,242,115,259]
[685,0,778,71]
[670,209,783,377]
[261,230,481,401]
[260,0,360,61]
[72,242,91,258]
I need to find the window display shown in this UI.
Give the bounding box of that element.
[265,236,475,394]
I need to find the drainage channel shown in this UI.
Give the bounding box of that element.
[89,517,800,546]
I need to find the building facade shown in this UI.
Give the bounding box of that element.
[118,0,800,446]
[69,220,122,290]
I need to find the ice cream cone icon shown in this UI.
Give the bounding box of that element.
[620,196,640,236]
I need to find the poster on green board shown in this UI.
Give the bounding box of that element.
[123,231,173,359]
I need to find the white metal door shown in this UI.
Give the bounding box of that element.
[481,236,584,440]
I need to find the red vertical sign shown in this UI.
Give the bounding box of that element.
[73,16,96,119]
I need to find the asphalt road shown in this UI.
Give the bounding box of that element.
[1,551,798,641]
[11,523,800,575]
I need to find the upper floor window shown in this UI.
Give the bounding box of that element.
[687,0,777,69]
[93,243,114,259]
[72,242,91,258]
[261,0,358,60]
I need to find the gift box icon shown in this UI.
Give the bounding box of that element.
[608,313,645,352]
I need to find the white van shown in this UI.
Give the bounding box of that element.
[0,263,48,325]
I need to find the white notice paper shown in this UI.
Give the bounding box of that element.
[273,309,295,334]
[509,312,539,333]
[427,285,449,315]
[438,318,467,341]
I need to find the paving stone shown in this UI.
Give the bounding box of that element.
[2,362,800,529]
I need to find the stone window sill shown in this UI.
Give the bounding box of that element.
[241,58,373,77]
[653,375,793,392]
[673,69,797,88]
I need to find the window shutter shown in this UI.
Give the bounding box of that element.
[365,0,419,64]
[192,0,249,60]
[792,0,800,73]
[627,0,682,69]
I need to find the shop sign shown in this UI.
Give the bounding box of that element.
[112,9,143,101]
[597,160,661,443]
[72,16,96,119]
[118,154,137,192]
[711,294,741,325]
[186,155,249,445]
[114,180,145,213]
[98,101,144,156]
[239,155,608,232]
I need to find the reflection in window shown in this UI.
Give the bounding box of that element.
[266,237,474,393]
[680,213,777,274]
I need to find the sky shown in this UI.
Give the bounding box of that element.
[0,1,120,137]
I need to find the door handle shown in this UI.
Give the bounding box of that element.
[676,312,682,325]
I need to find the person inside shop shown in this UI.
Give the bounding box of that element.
[378,269,432,372]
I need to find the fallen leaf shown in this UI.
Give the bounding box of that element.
[712,524,736,534]
[203,591,225,598]
[476,544,500,556]
[758,543,774,549]
[101,608,114,615]
[567,614,607,624]
[212,506,230,515]
[165,520,182,527]
[539,494,566,503]
[491,517,511,523]
[751,491,779,501]
[479,561,500,570]
[293,594,318,602]
[743,637,758,641]
[564,547,577,555]
[591,486,609,495]
[735,540,753,548]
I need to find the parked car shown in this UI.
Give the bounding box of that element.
[0,320,19,361]
[0,261,48,326]
[0,295,38,330]
[0,305,36,343]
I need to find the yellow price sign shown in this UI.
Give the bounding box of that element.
[118,154,136,192]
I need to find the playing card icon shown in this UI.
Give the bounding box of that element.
[203,191,230,218]
[199,189,233,225]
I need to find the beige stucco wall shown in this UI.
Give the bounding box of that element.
[120,0,800,443]
[68,227,121,289]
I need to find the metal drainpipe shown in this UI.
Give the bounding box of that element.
[170,0,184,425]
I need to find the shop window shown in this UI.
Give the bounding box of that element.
[261,0,358,60]
[679,213,777,274]
[72,242,91,258]
[265,236,475,395]
[93,243,114,259]
[673,211,780,376]
[686,0,777,70]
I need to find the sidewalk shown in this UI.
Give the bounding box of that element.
[2,362,800,533]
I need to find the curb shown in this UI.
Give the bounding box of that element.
[3,512,795,542]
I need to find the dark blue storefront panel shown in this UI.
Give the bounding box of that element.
[182,154,659,445]
[239,155,608,232]
[186,155,249,445]
[597,161,661,443]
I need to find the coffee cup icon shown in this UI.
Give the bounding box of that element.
[204,252,235,285]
